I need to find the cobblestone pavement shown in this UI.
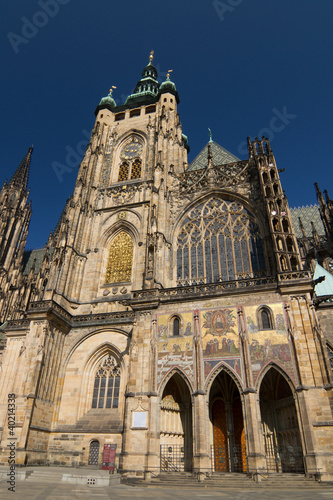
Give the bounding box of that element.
[1,480,333,500]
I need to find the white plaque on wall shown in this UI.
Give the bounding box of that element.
[132,411,147,428]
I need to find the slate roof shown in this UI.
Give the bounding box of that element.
[187,141,240,172]
[23,248,47,275]
[313,262,333,297]
[289,205,325,239]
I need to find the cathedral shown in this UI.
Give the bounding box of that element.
[0,53,332,481]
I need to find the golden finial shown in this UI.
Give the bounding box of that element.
[109,86,117,94]
[149,50,154,62]
[167,69,173,78]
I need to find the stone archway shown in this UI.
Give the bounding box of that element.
[209,369,247,472]
[160,373,193,472]
[259,367,304,473]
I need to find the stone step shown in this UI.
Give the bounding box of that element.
[124,472,332,490]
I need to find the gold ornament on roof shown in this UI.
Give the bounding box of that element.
[109,86,117,94]
[167,69,173,78]
[149,50,154,62]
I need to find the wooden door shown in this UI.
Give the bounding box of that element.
[212,400,229,472]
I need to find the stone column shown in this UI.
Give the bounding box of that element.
[242,390,266,475]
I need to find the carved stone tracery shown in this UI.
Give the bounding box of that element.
[176,198,266,285]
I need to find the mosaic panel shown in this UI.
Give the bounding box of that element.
[201,307,243,383]
[244,303,295,382]
[157,312,194,386]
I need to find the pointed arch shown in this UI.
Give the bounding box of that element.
[258,364,304,473]
[255,361,296,394]
[174,195,267,285]
[159,369,194,472]
[205,360,244,395]
[78,341,124,418]
[111,132,146,184]
[207,363,247,472]
[159,367,194,397]
[257,305,275,330]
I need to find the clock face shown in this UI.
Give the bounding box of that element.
[120,141,143,160]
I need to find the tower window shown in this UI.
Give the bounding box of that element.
[173,317,180,336]
[115,112,125,121]
[145,105,156,114]
[118,162,129,182]
[92,354,121,409]
[105,231,133,283]
[130,109,141,118]
[282,219,289,232]
[130,159,142,179]
[258,307,273,330]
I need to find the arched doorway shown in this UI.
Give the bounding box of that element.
[210,369,247,472]
[259,367,304,473]
[160,373,193,472]
[88,440,100,465]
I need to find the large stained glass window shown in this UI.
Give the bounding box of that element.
[92,354,121,409]
[176,198,266,285]
[105,231,133,283]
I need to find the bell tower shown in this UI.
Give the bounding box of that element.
[43,52,189,305]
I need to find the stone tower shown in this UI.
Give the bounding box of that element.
[0,54,332,482]
[0,147,32,323]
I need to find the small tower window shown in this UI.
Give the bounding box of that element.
[130,109,141,118]
[173,317,180,336]
[145,105,156,114]
[130,159,142,180]
[115,112,125,121]
[282,219,289,232]
[258,307,274,330]
[118,162,129,182]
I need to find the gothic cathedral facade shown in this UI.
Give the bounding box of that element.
[0,54,332,481]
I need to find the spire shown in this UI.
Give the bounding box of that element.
[298,217,307,240]
[125,51,159,105]
[315,182,326,208]
[298,216,309,252]
[10,146,33,192]
[315,182,332,237]
[208,128,213,142]
[311,221,320,246]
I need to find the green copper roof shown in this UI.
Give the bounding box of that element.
[289,205,325,239]
[314,262,333,297]
[125,58,160,105]
[187,141,240,171]
[99,91,116,108]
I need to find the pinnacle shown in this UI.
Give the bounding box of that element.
[10,146,33,192]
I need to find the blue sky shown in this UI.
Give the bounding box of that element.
[1,0,333,249]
